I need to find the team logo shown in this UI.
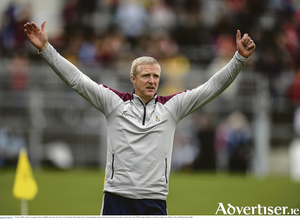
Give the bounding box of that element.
[155,115,161,122]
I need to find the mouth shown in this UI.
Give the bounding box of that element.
[146,87,155,90]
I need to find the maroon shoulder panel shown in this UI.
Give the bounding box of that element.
[103,85,133,102]
[156,91,185,105]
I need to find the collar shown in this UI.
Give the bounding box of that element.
[131,89,157,106]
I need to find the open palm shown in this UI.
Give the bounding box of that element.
[24,21,48,52]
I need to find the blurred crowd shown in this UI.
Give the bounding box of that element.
[1,0,300,172]
[1,0,300,101]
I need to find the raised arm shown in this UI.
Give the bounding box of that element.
[23,21,122,116]
[165,30,255,122]
[24,21,48,52]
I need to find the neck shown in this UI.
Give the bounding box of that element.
[139,95,153,104]
[132,89,155,104]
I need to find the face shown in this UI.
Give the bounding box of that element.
[131,64,161,103]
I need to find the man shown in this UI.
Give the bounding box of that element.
[24,21,255,215]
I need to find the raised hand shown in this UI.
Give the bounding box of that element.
[236,30,255,58]
[24,21,48,52]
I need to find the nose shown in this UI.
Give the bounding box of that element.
[148,76,154,84]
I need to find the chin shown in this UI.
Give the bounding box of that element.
[146,92,155,97]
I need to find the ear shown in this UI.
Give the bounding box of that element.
[130,75,136,85]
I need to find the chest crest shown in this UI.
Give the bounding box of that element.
[155,115,161,122]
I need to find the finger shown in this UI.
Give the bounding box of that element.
[246,40,255,49]
[24,29,29,36]
[245,39,253,48]
[25,23,34,31]
[246,42,256,50]
[24,22,30,27]
[24,23,29,30]
[236,30,241,41]
[31,22,39,29]
[242,33,249,44]
[41,21,46,32]
[243,37,251,46]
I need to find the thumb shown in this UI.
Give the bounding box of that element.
[236,30,241,41]
[41,20,46,32]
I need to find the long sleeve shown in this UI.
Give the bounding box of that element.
[165,51,249,122]
[39,44,122,116]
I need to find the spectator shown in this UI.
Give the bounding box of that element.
[0,0,32,56]
[226,111,251,174]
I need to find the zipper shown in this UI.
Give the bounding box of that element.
[138,98,147,125]
[142,105,146,125]
[136,96,157,126]
[111,153,114,179]
[165,157,168,183]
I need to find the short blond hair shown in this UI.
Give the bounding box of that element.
[130,56,161,77]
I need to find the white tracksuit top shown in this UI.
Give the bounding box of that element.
[39,44,249,200]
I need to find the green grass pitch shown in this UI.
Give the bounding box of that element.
[0,168,299,215]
